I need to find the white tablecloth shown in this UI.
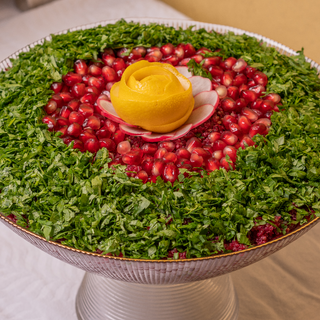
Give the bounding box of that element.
[1,1,320,319]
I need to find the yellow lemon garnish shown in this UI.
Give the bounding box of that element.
[110,60,194,133]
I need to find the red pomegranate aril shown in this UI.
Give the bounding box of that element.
[254,118,271,129]
[222,115,237,129]
[50,82,63,94]
[209,132,222,143]
[67,123,82,137]
[264,111,273,119]
[70,83,86,99]
[84,138,99,153]
[122,148,143,166]
[163,152,178,164]
[56,116,69,127]
[113,130,125,144]
[105,82,115,92]
[145,51,163,62]
[142,158,154,175]
[190,153,203,167]
[251,99,263,110]
[232,74,247,87]
[61,84,69,93]
[242,108,259,122]
[191,54,203,63]
[88,77,105,91]
[176,158,192,168]
[232,58,247,73]
[213,150,223,160]
[239,84,249,93]
[247,79,256,87]
[241,90,258,102]
[221,97,236,112]
[260,100,274,113]
[223,146,237,162]
[103,48,115,57]
[151,158,166,177]
[102,66,117,82]
[264,93,281,104]
[60,92,74,103]
[220,157,235,171]
[69,111,84,126]
[192,147,210,160]
[221,131,238,146]
[68,99,80,111]
[227,86,239,100]
[183,44,196,58]
[102,53,116,67]
[238,115,252,133]
[208,65,224,77]
[250,85,265,97]
[116,48,130,61]
[240,135,255,149]
[85,86,100,96]
[161,43,174,56]
[62,136,73,145]
[127,52,142,61]
[235,98,247,112]
[176,147,191,160]
[57,126,68,137]
[112,58,126,72]
[253,71,268,86]
[51,94,63,108]
[249,123,268,138]
[244,66,257,78]
[215,85,227,99]
[179,58,191,66]
[186,137,202,153]
[79,129,96,143]
[80,93,97,104]
[196,47,212,55]
[42,116,57,131]
[221,71,234,87]
[135,170,148,183]
[78,104,94,118]
[44,100,58,115]
[82,74,90,85]
[229,123,243,138]
[212,140,227,152]
[159,141,175,152]
[221,57,237,70]
[206,158,220,171]
[71,139,84,151]
[141,143,157,155]
[99,138,116,152]
[274,106,280,112]
[173,46,184,59]
[161,55,179,66]
[117,141,131,155]
[83,115,101,130]
[88,64,102,77]
[202,56,221,68]
[163,162,178,183]
[63,72,82,87]
[154,148,168,159]
[203,144,214,154]
[133,46,146,57]
[95,126,110,139]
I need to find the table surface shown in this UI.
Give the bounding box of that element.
[1,1,320,319]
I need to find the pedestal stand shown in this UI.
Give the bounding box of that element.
[76,272,239,320]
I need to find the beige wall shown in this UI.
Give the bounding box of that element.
[161,0,320,64]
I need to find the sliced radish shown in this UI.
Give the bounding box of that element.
[141,132,175,142]
[172,124,192,139]
[119,124,152,136]
[175,66,193,78]
[194,90,219,109]
[189,76,212,96]
[184,104,216,129]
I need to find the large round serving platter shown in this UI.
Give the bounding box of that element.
[1,18,319,320]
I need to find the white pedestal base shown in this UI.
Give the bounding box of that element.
[76,273,239,320]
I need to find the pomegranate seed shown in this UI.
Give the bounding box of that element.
[221,97,236,112]
[117,141,131,155]
[71,139,84,151]
[102,53,116,67]
[103,48,115,57]
[163,152,178,163]
[274,106,280,112]
[264,111,273,119]
[51,94,63,108]
[79,129,96,143]
[50,82,63,94]
[190,153,203,167]
[88,77,104,91]
[191,54,203,63]
[240,135,255,149]
[159,141,175,152]
[68,99,80,111]
[84,138,99,153]
[96,126,111,139]
[163,162,178,183]
[196,47,212,55]
[239,84,249,93]
[161,55,179,66]
[102,66,117,82]
[249,123,268,138]
[63,72,82,87]
[244,66,257,78]
[251,99,263,110]
[57,126,68,137]
[69,111,84,126]
[220,157,235,171]
[80,93,97,104]
[221,57,237,70]
[242,108,259,122]
[67,123,82,137]
[179,58,191,66]
[141,143,157,154]
[85,86,100,96]
[142,157,154,175]
[213,150,223,161]
[249,85,265,97]
[208,132,221,143]
[56,116,69,127]
[62,136,73,145]
[235,98,247,112]
[212,140,227,151]
[223,146,237,162]
[264,93,281,104]
[99,138,116,152]
[221,131,238,146]
[203,145,214,154]
[145,51,163,62]
[44,100,58,115]
[176,158,192,169]
[78,104,94,118]
[202,57,221,68]
[112,58,126,72]
[176,147,191,159]
[222,115,237,129]
[155,147,168,159]
[260,100,274,113]
[192,147,210,160]
[247,79,255,87]
[186,137,202,153]
[232,74,247,87]
[173,46,184,59]
[113,130,125,144]
[83,115,101,130]
[183,44,196,58]
[105,82,116,92]
[206,158,220,171]
[135,170,148,183]
[215,85,227,99]
[221,71,234,87]
[70,83,86,99]
[105,119,117,133]
[132,46,146,57]
[254,118,271,128]
[238,115,252,134]
[88,64,102,77]
[229,123,243,138]
[161,43,174,56]
[122,148,142,166]
[232,58,247,73]
[227,86,239,100]
[42,116,57,131]
[241,90,258,103]
[208,65,224,77]
[151,159,166,177]
[61,85,69,93]
[253,71,268,86]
